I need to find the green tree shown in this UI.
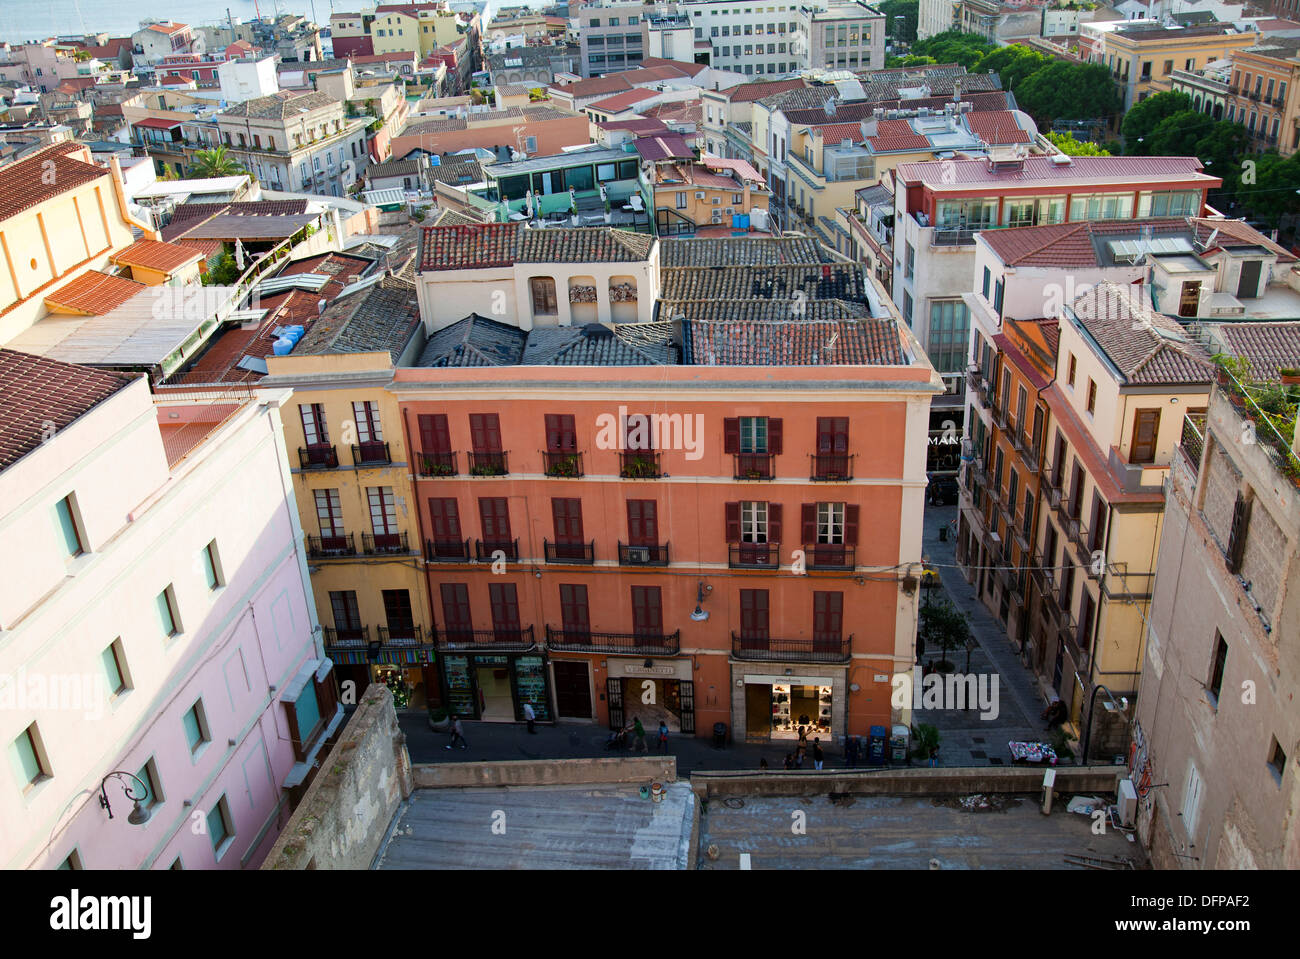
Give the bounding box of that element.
[1014,61,1120,125]
[1146,109,1216,157]
[892,30,992,69]
[1121,91,1192,154]
[1236,152,1300,228]
[979,44,1050,92]
[879,0,918,43]
[919,595,971,670]
[1046,131,1111,156]
[189,145,246,179]
[201,251,241,286]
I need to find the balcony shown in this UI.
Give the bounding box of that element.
[437,625,537,652]
[475,538,519,561]
[1179,411,1207,473]
[467,450,509,476]
[307,533,356,558]
[990,400,1009,431]
[810,453,854,481]
[376,625,427,647]
[299,444,339,470]
[732,452,776,480]
[322,625,369,650]
[544,539,596,564]
[545,626,681,655]
[352,440,391,467]
[730,632,852,664]
[801,543,855,570]
[619,450,661,478]
[363,531,412,555]
[426,538,471,562]
[416,450,458,477]
[542,450,584,478]
[729,542,780,569]
[618,542,670,566]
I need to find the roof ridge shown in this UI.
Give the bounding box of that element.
[1007,221,1089,266]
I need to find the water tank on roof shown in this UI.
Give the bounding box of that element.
[285,324,305,344]
[272,336,295,356]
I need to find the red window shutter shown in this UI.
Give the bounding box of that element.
[470,413,502,453]
[723,418,740,454]
[545,414,576,452]
[631,586,662,635]
[817,417,848,453]
[559,584,589,633]
[439,583,471,632]
[724,502,741,542]
[768,503,783,544]
[769,418,783,454]
[801,503,816,544]
[428,498,461,540]
[419,414,450,453]
[489,583,520,632]
[479,497,511,540]
[740,589,769,638]
[813,591,843,642]
[845,504,860,545]
[552,497,584,543]
[627,500,657,545]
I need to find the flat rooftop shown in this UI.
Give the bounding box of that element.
[697,794,1145,869]
[375,783,695,869]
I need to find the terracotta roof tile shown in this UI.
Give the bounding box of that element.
[111,239,203,275]
[685,317,905,366]
[44,270,145,315]
[418,222,518,271]
[0,144,110,222]
[0,348,137,473]
[1069,282,1213,386]
[1218,322,1300,381]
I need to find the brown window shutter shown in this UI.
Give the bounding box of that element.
[769,418,783,454]
[1226,492,1251,573]
[845,504,860,545]
[801,503,816,543]
[768,503,783,544]
[724,502,741,542]
[723,418,740,454]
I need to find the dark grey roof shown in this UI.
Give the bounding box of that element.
[521,323,677,365]
[661,298,869,323]
[294,275,422,358]
[367,158,423,179]
[221,90,338,119]
[660,236,829,268]
[417,314,528,367]
[428,159,484,185]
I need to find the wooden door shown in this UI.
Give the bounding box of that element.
[553,661,592,719]
[1131,408,1160,464]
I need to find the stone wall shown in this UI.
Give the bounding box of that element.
[413,756,675,789]
[690,765,1126,800]
[261,685,412,870]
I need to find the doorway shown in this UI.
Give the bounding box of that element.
[1237,259,1262,298]
[745,683,771,739]
[553,661,592,719]
[475,664,514,720]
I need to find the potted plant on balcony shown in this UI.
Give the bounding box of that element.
[1280,367,1300,386]
[470,462,498,476]
[425,460,454,477]
[549,454,580,477]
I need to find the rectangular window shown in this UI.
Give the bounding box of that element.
[1181,763,1203,839]
[631,586,663,636]
[300,403,328,445]
[315,489,343,538]
[418,414,451,454]
[479,497,512,543]
[427,498,462,550]
[739,588,769,640]
[812,591,843,647]
[135,757,163,810]
[1208,632,1228,706]
[156,586,180,637]
[468,414,502,453]
[440,584,472,637]
[551,497,584,544]
[1086,379,1097,415]
[1131,408,1160,464]
[489,582,521,637]
[330,591,361,632]
[816,502,845,544]
[382,589,415,639]
[545,414,577,452]
[559,583,590,636]
[740,501,768,542]
[530,277,558,315]
[13,724,49,787]
[201,540,223,589]
[1067,354,1077,388]
[207,796,233,856]
[352,401,383,442]
[626,499,658,545]
[102,639,129,697]
[54,494,85,557]
[183,700,209,753]
[1226,491,1253,574]
[367,487,398,536]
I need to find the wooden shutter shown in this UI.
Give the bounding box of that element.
[844,504,860,545]
[1225,492,1251,573]
[469,413,501,453]
[631,586,662,636]
[768,418,783,454]
[478,497,511,541]
[739,589,769,640]
[440,583,472,633]
[552,497,584,544]
[768,503,783,544]
[559,584,590,635]
[627,500,657,545]
[723,418,740,454]
[813,591,843,644]
[1131,408,1161,464]
[545,414,576,452]
[418,413,450,453]
[817,417,848,453]
[801,503,816,544]
[724,502,741,542]
[489,583,520,634]
[428,497,461,540]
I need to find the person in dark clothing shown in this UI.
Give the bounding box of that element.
[813,738,825,770]
[759,757,769,770]
[1041,697,1068,731]
[522,701,537,734]
[783,754,794,770]
[445,714,468,750]
[632,716,647,753]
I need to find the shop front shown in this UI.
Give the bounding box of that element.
[603,658,695,734]
[439,652,553,722]
[732,666,847,745]
[328,647,439,711]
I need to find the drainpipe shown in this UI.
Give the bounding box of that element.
[109,154,159,240]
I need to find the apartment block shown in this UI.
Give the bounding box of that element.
[795,0,886,75]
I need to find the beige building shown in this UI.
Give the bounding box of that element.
[795,0,886,74]
[1135,323,1300,869]
[371,3,464,57]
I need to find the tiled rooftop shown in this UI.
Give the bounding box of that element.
[0,348,137,473]
[1218,322,1300,382]
[659,263,866,303]
[661,298,870,323]
[110,239,203,275]
[0,144,110,223]
[417,314,529,367]
[897,155,1215,190]
[520,323,677,365]
[45,270,145,315]
[660,236,827,268]
[684,317,906,366]
[1069,282,1214,386]
[294,275,422,359]
[221,90,338,119]
[417,224,653,271]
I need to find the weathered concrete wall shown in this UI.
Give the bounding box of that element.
[262,685,412,870]
[690,765,1125,800]
[413,756,675,789]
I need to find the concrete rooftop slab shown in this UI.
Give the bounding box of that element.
[375,783,695,869]
[697,794,1145,870]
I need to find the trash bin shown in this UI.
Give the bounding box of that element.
[890,724,910,764]
[712,722,728,748]
[867,725,888,766]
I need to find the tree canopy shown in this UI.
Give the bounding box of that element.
[879,0,918,44]
[1121,91,1192,153]
[189,145,246,180]
[1045,131,1111,156]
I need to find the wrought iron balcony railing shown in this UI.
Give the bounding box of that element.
[810,453,854,481]
[352,440,392,466]
[416,450,457,477]
[322,624,369,648]
[801,543,855,570]
[733,452,775,480]
[542,450,584,478]
[728,542,780,569]
[618,542,670,566]
[426,538,471,562]
[544,539,596,564]
[363,531,411,555]
[545,626,681,655]
[377,625,427,646]
[475,538,519,561]
[619,450,661,478]
[467,450,509,476]
[730,632,852,664]
[307,533,356,558]
[437,625,536,652]
[299,444,339,470]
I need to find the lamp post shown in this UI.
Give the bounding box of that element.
[99,771,153,825]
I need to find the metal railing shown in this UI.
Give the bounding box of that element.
[307,533,355,558]
[802,543,855,570]
[542,450,584,478]
[416,450,457,477]
[1179,411,1207,472]
[545,626,681,655]
[376,625,427,646]
[437,625,536,652]
[363,531,411,555]
[544,539,596,564]
[810,453,854,481]
[728,542,780,569]
[299,444,339,470]
[475,539,519,561]
[352,440,391,466]
[322,625,369,648]
[730,632,852,664]
[733,452,776,480]
[467,451,509,476]
[426,538,471,562]
[619,450,661,478]
[618,542,670,566]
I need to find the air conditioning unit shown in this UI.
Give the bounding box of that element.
[695,191,706,199]
[626,546,651,563]
[724,207,733,215]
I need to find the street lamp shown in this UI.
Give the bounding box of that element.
[99,771,153,825]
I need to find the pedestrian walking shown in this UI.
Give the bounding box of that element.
[928,743,939,767]
[445,714,468,750]
[795,744,806,768]
[813,737,824,771]
[522,701,537,734]
[783,754,794,770]
[656,720,669,753]
[759,757,769,770]
[632,715,646,753]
